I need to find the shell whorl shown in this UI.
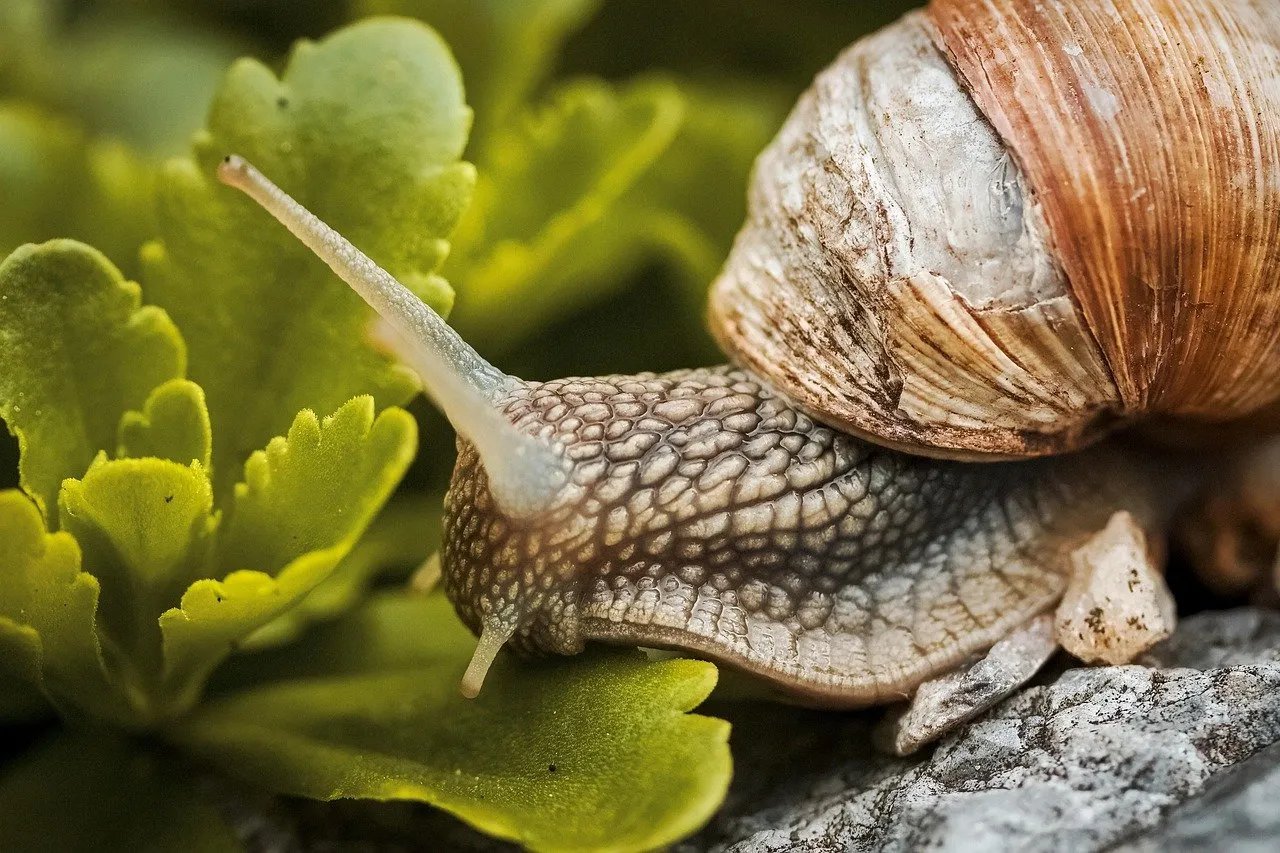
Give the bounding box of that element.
[710,0,1280,459]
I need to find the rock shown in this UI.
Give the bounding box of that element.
[1116,740,1280,853]
[1055,511,1177,665]
[1140,606,1280,669]
[683,609,1280,853]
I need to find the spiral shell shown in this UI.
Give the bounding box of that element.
[710,0,1280,459]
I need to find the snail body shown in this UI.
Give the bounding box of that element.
[444,366,1178,706]
[219,0,1280,745]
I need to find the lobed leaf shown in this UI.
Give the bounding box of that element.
[348,5,786,367]
[629,81,789,286]
[0,104,157,275]
[159,397,416,713]
[0,241,185,521]
[356,0,602,150]
[610,80,790,365]
[446,77,686,353]
[143,17,473,501]
[117,379,213,470]
[243,493,443,651]
[552,0,893,94]
[0,730,239,852]
[0,0,240,158]
[32,15,242,158]
[173,592,732,853]
[59,457,218,701]
[0,621,46,724]
[0,489,115,720]
[0,0,48,97]
[0,671,47,724]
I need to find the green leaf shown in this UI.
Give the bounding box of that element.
[611,80,790,364]
[356,0,602,150]
[0,1,54,98]
[143,17,472,501]
[631,80,789,285]
[118,379,213,469]
[59,458,218,698]
[0,240,185,521]
[0,489,115,719]
[0,0,241,158]
[243,493,443,651]
[554,0,898,94]
[32,15,242,158]
[0,620,49,729]
[0,730,240,853]
[0,104,157,274]
[159,397,416,713]
[0,618,44,711]
[0,670,48,723]
[209,589,472,692]
[447,77,686,352]
[173,592,732,853]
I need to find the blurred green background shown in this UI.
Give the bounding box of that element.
[0,0,918,503]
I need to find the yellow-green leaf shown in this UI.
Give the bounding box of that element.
[0,730,239,853]
[0,669,47,723]
[173,592,732,853]
[631,80,789,285]
[243,493,443,651]
[118,379,213,470]
[0,621,46,719]
[59,458,218,702]
[159,397,416,712]
[356,0,602,150]
[0,489,114,720]
[0,104,157,274]
[143,17,472,501]
[447,77,685,353]
[0,241,185,521]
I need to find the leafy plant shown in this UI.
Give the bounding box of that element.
[0,104,155,275]
[0,16,731,852]
[0,0,241,157]
[360,0,789,362]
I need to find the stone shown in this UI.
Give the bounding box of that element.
[1055,511,1176,665]
[682,609,1280,853]
[1116,740,1280,853]
[1140,606,1280,669]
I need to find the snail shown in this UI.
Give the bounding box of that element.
[218,0,1280,752]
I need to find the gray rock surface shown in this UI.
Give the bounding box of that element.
[1116,740,1280,853]
[682,609,1280,853]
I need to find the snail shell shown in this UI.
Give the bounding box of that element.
[711,0,1280,460]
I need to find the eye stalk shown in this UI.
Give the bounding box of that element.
[217,154,569,696]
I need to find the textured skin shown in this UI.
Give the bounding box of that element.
[443,366,1171,705]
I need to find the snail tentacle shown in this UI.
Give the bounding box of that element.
[216,155,569,523]
[460,616,516,699]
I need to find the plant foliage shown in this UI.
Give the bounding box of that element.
[0,8,745,850]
